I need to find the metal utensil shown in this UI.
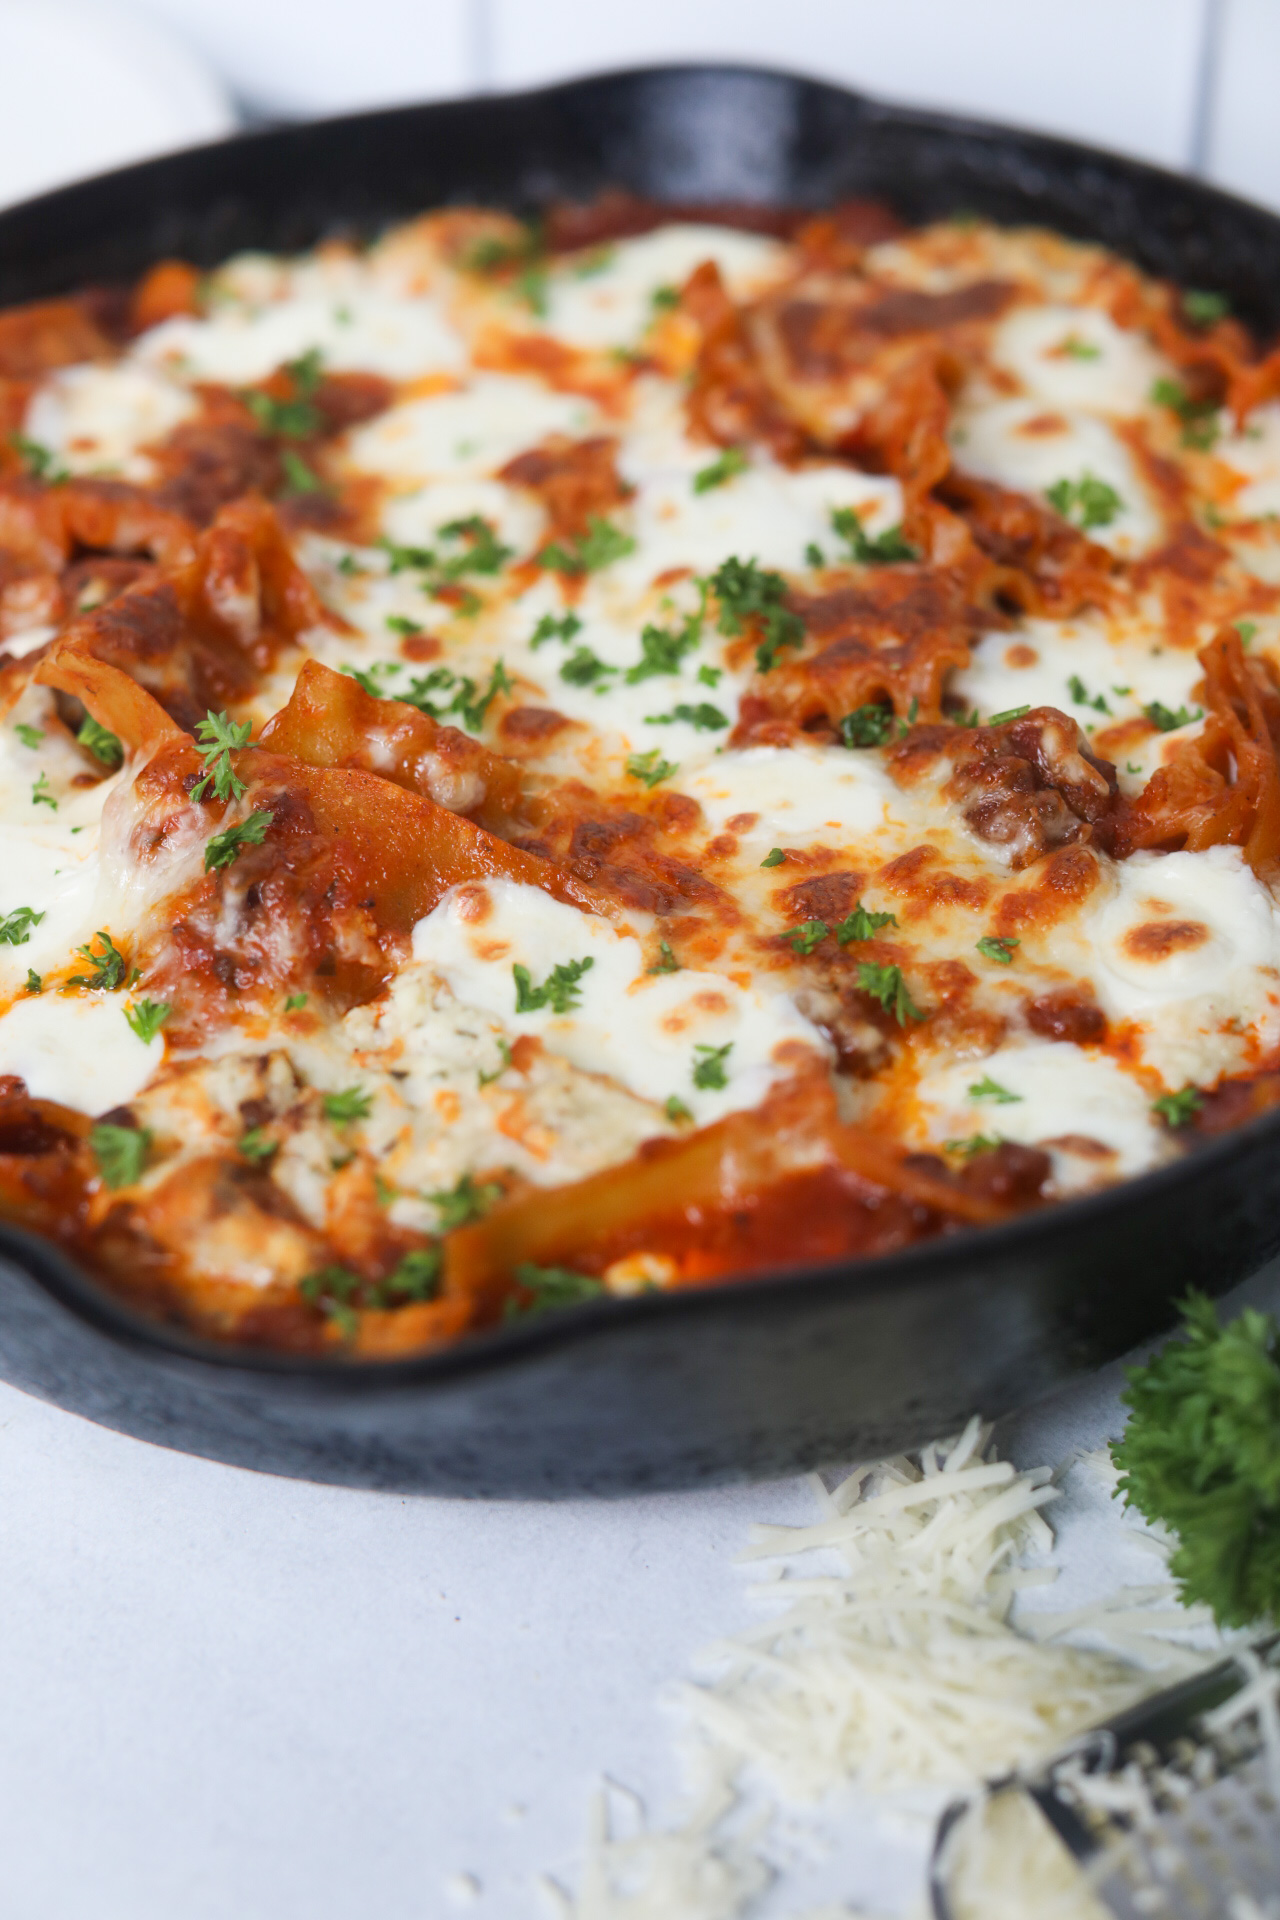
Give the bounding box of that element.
[931,1638,1280,1918]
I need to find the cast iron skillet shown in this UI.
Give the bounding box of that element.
[1,63,1278,1496]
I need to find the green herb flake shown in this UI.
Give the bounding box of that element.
[651,285,680,311]
[91,1122,152,1191]
[537,517,635,575]
[1068,673,1110,714]
[835,902,897,944]
[1182,289,1229,327]
[375,1246,443,1306]
[76,715,124,768]
[299,1266,361,1340]
[625,604,704,684]
[647,941,680,975]
[626,748,678,788]
[1145,700,1203,734]
[856,961,925,1025]
[839,702,895,748]
[708,556,804,672]
[285,992,309,1012]
[987,705,1031,725]
[10,432,68,483]
[968,1073,1021,1104]
[1153,1085,1203,1129]
[697,664,722,688]
[530,610,583,649]
[238,1127,278,1162]
[1057,335,1101,360]
[560,646,616,687]
[31,772,56,810]
[665,1095,693,1124]
[1045,471,1124,530]
[644,701,727,731]
[204,808,274,873]
[944,1133,1001,1159]
[24,969,41,995]
[13,723,43,749]
[783,919,829,955]
[0,905,45,948]
[693,446,749,494]
[513,956,594,1015]
[1150,374,1220,449]
[124,999,172,1045]
[830,506,918,566]
[190,709,252,803]
[1111,1291,1280,1627]
[760,847,785,868]
[68,929,127,990]
[692,1041,733,1090]
[504,1262,604,1320]
[428,1171,504,1232]
[324,1085,373,1126]
[976,935,1019,965]
[1236,620,1259,646]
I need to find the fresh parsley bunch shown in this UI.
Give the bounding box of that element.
[1111,1292,1280,1627]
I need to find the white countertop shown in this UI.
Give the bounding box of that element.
[2,1258,1274,1918]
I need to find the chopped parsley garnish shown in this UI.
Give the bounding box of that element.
[1150,375,1219,449]
[783,919,829,955]
[31,772,56,810]
[204,808,274,872]
[478,1037,513,1086]
[190,709,252,803]
[647,941,680,975]
[69,929,127,990]
[13,723,42,749]
[697,664,722,687]
[537,517,635,574]
[530,610,583,649]
[336,551,365,576]
[0,905,44,947]
[380,537,438,574]
[987,705,1031,725]
[1045,471,1123,530]
[839,702,895,748]
[285,992,308,1012]
[651,285,680,311]
[279,448,324,495]
[560,646,615,686]
[856,961,925,1025]
[436,515,513,577]
[25,969,41,994]
[1145,700,1202,733]
[124,999,172,1045]
[76,715,123,767]
[830,506,917,566]
[760,847,785,868]
[976,935,1019,965]
[238,1127,278,1162]
[1153,1085,1202,1129]
[452,662,512,732]
[968,1074,1021,1104]
[428,1171,504,1231]
[626,748,678,788]
[665,1095,692,1123]
[386,615,423,638]
[504,1263,604,1320]
[625,613,702,683]
[709,556,804,673]
[835,902,897,944]
[1111,1291,1280,1628]
[1182,289,1229,327]
[299,1266,360,1339]
[374,1246,443,1306]
[644,702,727,730]
[324,1086,373,1126]
[944,1133,1000,1159]
[1236,620,1259,646]
[1057,335,1100,360]
[693,446,749,493]
[91,1122,152,1190]
[342,662,402,698]
[513,956,594,1015]
[9,432,67,483]
[692,1042,733,1090]
[1068,674,1110,714]
[244,387,321,441]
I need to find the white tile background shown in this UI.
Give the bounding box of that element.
[130,0,1280,209]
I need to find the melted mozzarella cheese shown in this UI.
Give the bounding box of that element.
[950,615,1203,732]
[412,879,825,1125]
[0,992,156,1112]
[1215,403,1280,518]
[534,225,788,350]
[681,745,898,848]
[912,1039,1166,1186]
[343,375,599,483]
[136,289,468,386]
[25,363,196,480]
[0,824,102,998]
[988,304,1166,416]
[950,398,1161,556]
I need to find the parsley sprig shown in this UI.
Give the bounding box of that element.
[1045,472,1124,531]
[856,961,925,1025]
[709,557,804,673]
[124,1000,172,1045]
[190,710,252,803]
[537,517,635,575]
[204,809,274,873]
[1111,1292,1280,1627]
[77,715,123,768]
[0,906,44,948]
[91,1122,151,1190]
[513,956,594,1015]
[504,1263,604,1320]
[69,930,128,991]
[830,506,917,566]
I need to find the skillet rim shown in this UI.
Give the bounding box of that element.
[0,57,1278,1395]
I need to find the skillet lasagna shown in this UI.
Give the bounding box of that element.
[2,194,1280,1354]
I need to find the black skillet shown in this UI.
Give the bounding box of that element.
[1,63,1277,1496]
